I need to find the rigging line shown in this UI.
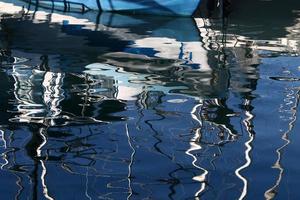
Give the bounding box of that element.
[235,99,254,200]
[40,160,54,200]
[125,124,135,200]
[186,100,208,198]
[139,92,200,199]
[96,0,101,10]
[0,129,9,170]
[14,174,24,200]
[264,88,300,200]
[85,168,92,200]
[38,127,54,200]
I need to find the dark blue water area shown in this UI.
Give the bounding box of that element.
[0,0,300,199]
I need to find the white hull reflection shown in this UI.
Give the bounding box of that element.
[11,65,65,125]
[84,63,186,101]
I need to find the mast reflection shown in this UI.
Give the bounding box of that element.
[187,100,208,198]
[264,88,300,199]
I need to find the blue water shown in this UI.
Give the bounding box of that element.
[0,0,300,199]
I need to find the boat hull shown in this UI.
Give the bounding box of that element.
[63,0,201,16]
[19,0,201,16]
[99,0,201,16]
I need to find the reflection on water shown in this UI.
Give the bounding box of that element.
[0,0,300,199]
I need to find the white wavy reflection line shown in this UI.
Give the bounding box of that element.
[235,99,254,200]
[38,128,54,200]
[125,124,135,200]
[42,72,65,119]
[0,129,9,170]
[264,88,300,200]
[0,128,25,199]
[14,173,24,200]
[40,160,54,200]
[185,100,208,198]
[85,168,92,200]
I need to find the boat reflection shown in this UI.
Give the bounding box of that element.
[11,64,64,124]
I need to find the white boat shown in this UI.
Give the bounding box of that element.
[21,0,202,16]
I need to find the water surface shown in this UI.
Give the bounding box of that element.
[0,0,300,199]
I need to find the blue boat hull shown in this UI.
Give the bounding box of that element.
[64,0,201,16]
[99,0,202,16]
[18,0,201,16]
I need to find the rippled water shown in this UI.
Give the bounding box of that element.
[0,0,300,199]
